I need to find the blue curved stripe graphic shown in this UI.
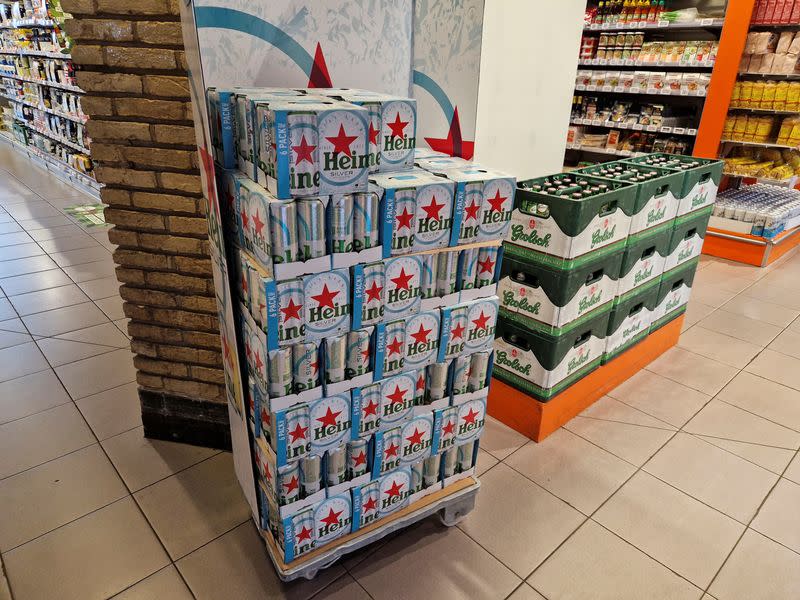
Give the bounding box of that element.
[412,70,454,123]
[194,6,313,76]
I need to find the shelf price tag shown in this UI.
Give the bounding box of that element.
[700,18,714,26]
[587,85,597,91]
[602,85,613,92]
[597,58,607,65]
[614,86,625,93]
[576,84,586,91]
[660,89,672,95]
[632,123,644,130]
[658,20,669,27]
[661,127,672,133]
[686,128,696,135]
[645,125,658,132]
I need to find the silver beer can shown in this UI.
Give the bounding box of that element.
[353,191,380,250]
[288,111,319,196]
[410,460,424,492]
[459,247,479,291]
[420,253,438,299]
[296,198,327,260]
[443,446,458,478]
[325,334,347,384]
[457,441,476,473]
[330,194,354,253]
[452,355,471,395]
[425,360,450,403]
[468,351,491,392]
[267,347,293,398]
[277,462,301,505]
[301,455,322,496]
[292,341,320,392]
[361,261,386,326]
[347,438,369,478]
[475,247,499,288]
[436,250,458,296]
[326,445,347,485]
[423,455,439,487]
[346,328,372,379]
[269,200,299,263]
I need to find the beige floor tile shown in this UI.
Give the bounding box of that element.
[37,235,99,254]
[352,517,520,599]
[55,321,131,348]
[26,224,86,242]
[696,436,795,475]
[10,283,90,317]
[0,243,44,262]
[135,453,250,559]
[458,463,583,576]
[751,478,800,553]
[721,295,799,328]
[741,283,800,311]
[77,275,120,300]
[689,284,739,308]
[718,372,800,432]
[0,255,58,279]
[0,328,31,350]
[101,426,218,492]
[697,308,783,347]
[0,268,72,296]
[112,565,193,600]
[75,382,141,440]
[647,347,739,396]
[115,318,131,338]
[505,430,635,514]
[508,584,547,600]
[0,231,33,247]
[746,349,800,394]
[4,202,59,220]
[63,259,117,283]
[579,396,677,430]
[0,222,22,234]
[790,315,800,333]
[177,521,346,600]
[685,400,800,450]
[0,445,127,551]
[768,328,800,361]
[0,341,49,382]
[22,301,108,337]
[2,497,169,600]
[709,529,800,600]
[0,317,26,333]
[564,416,674,466]
[36,337,116,367]
[678,326,763,369]
[49,246,110,268]
[644,433,778,523]
[0,298,16,321]
[682,300,715,331]
[0,369,71,425]
[17,215,73,230]
[607,370,710,428]
[785,453,800,484]
[96,294,126,320]
[693,259,765,282]
[693,269,753,293]
[475,448,498,476]
[595,472,744,588]
[0,402,95,479]
[529,520,702,600]
[55,348,136,400]
[479,415,530,460]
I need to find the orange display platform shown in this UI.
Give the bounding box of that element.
[702,226,800,267]
[487,315,683,442]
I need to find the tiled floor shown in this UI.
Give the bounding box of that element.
[1,146,799,600]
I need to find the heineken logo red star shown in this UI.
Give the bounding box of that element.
[263,460,272,482]
[320,507,343,527]
[405,427,425,445]
[385,442,399,457]
[241,274,248,295]
[353,451,367,467]
[283,475,300,493]
[487,190,507,212]
[280,298,303,321]
[387,113,409,138]
[254,350,264,371]
[288,422,307,443]
[463,407,480,425]
[386,385,407,405]
[365,281,383,302]
[464,200,481,221]
[317,406,342,428]
[387,336,404,356]
[363,497,378,512]
[244,341,252,360]
[361,346,371,362]
[472,311,491,330]
[240,208,249,229]
[296,526,313,543]
[292,134,316,165]
[311,358,319,375]
[442,420,455,435]
[390,267,414,290]
[368,122,379,145]
[384,480,405,498]
[421,195,445,219]
[252,209,265,236]
[477,256,495,274]
[396,207,414,230]
[410,323,432,344]
[416,374,425,391]
[450,323,465,340]
[363,398,379,417]
[311,284,339,309]
[326,124,358,157]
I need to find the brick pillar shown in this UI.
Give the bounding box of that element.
[61,0,229,449]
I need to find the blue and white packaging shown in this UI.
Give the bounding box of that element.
[403,310,441,370]
[383,255,422,320]
[302,269,351,341]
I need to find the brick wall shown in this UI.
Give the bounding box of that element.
[61,0,229,448]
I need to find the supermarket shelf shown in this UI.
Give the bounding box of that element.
[570,118,697,136]
[720,139,798,149]
[575,84,707,97]
[703,224,800,267]
[723,172,799,188]
[584,18,724,32]
[17,120,90,154]
[1,92,87,124]
[0,18,55,29]
[565,143,646,157]
[727,106,800,115]
[0,48,70,59]
[0,71,82,93]
[738,72,800,80]
[579,58,714,69]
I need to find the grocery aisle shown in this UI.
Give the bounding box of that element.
[0,146,799,598]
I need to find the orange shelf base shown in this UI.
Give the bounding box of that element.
[487,315,683,442]
[702,226,800,267]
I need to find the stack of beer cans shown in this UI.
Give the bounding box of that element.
[494,152,722,402]
[208,86,514,564]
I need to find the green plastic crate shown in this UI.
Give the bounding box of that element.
[603,283,660,364]
[650,261,697,331]
[663,206,712,274]
[617,221,672,302]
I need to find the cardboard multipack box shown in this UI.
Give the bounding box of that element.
[493,311,610,402]
[663,206,712,274]
[603,283,659,363]
[616,221,672,301]
[438,296,499,360]
[622,153,723,217]
[497,251,622,336]
[650,261,697,331]
[575,161,683,238]
[507,174,635,268]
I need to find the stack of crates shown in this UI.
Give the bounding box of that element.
[494,152,723,402]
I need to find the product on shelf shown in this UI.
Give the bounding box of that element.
[585,1,668,27]
[567,122,692,155]
[713,183,800,237]
[575,69,710,94]
[751,0,800,25]
[583,35,718,65]
[723,147,800,180]
[729,80,800,111]
[740,30,800,75]
[721,113,800,146]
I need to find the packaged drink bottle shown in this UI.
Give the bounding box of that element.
[597,1,605,24]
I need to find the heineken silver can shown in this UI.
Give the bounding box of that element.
[413,369,426,405]
[458,181,484,244]
[292,341,320,392]
[423,455,439,487]
[391,188,416,255]
[346,328,372,379]
[444,305,470,358]
[269,200,298,263]
[436,250,458,296]
[443,447,458,478]
[468,351,491,392]
[361,261,385,326]
[383,319,406,376]
[300,455,321,496]
[459,247,479,291]
[353,191,380,251]
[326,445,347,486]
[347,438,369,478]
[410,460,424,492]
[267,347,293,398]
[288,111,319,196]
[276,279,304,345]
[325,334,347,384]
[420,253,437,299]
[475,247,499,288]
[425,360,450,403]
[277,462,301,505]
[330,194,354,254]
[452,355,471,395]
[457,441,476,472]
[296,199,327,260]
[364,101,381,173]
